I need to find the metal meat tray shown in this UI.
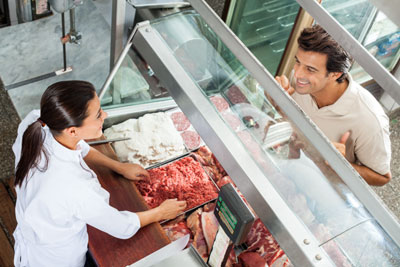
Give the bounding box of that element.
[105,109,190,167]
[138,154,219,220]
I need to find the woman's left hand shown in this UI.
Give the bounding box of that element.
[118,163,149,181]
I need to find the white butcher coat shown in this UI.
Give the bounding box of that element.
[12,110,141,267]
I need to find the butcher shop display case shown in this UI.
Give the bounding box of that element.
[98,5,400,267]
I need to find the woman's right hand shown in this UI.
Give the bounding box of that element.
[158,199,187,220]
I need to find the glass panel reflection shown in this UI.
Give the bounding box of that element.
[350,13,400,83]
[322,220,400,266]
[101,48,172,109]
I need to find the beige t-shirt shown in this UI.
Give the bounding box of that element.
[292,74,391,175]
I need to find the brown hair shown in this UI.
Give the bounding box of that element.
[15,80,96,187]
[298,24,353,83]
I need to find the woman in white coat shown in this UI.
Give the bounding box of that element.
[13,80,187,267]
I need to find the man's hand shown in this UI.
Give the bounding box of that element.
[330,131,390,186]
[275,75,295,95]
[332,131,350,157]
[117,163,149,181]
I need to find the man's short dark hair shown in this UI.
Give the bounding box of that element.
[298,24,353,83]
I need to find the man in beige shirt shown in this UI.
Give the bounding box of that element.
[276,25,391,186]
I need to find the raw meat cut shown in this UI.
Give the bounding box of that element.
[187,208,209,261]
[190,152,207,166]
[222,111,242,132]
[162,215,192,245]
[192,146,226,185]
[171,112,191,131]
[236,252,266,267]
[210,95,230,112]
[212,154,226,177]
[245,219,290,266]
[201,211,219,254]
[270,254,290,267]
[197,146,213,163]
[226,85,249,105]
[187,208,202,235]
[202,166,223,184]
[193,228,208,261]
[181,131,201,150]
[237,131,263,160]
[135,157,218,211]
[236,130,273,174]
[203,202,216,212]
[217,176,236,188]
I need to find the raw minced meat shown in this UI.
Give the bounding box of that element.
[135,157,218,211]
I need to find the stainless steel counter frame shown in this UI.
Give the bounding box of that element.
[188,0,400,249]
[133,20,333,266]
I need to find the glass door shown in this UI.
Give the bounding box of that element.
[226,0,300,76]
[321,0,400,84]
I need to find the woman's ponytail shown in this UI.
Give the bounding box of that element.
[15,120,49,187]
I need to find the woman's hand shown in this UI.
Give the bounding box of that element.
[117,162,149,181]
[137,198,187,227]
[157,199,187,221]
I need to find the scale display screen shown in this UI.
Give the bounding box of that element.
[214,183,255,245]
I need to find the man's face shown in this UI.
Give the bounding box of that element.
[293,49,333,95]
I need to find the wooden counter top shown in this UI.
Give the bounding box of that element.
[85,141,170,267]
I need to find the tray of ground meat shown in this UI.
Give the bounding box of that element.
[135,156,219,212]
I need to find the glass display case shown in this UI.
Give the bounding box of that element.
[100,7,400,267]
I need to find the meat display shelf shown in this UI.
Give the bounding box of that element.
[96,3,400,267]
